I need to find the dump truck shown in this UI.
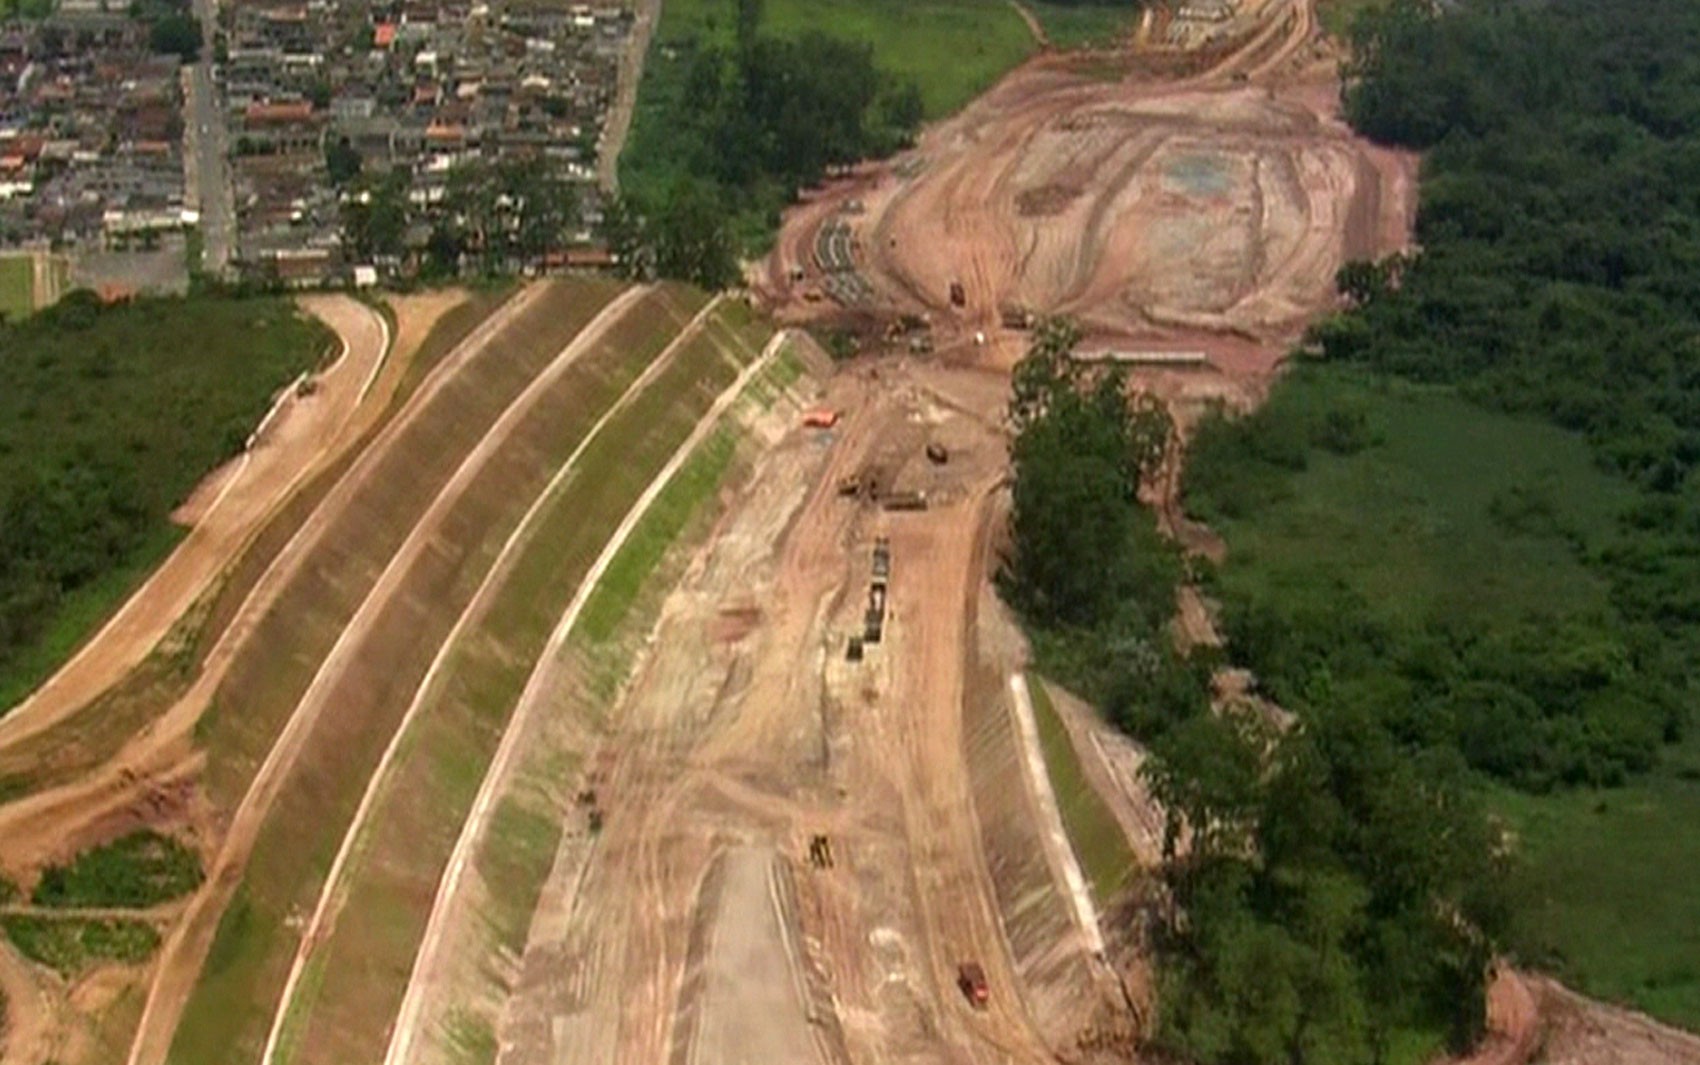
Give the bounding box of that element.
[949,280,966,307]
[958,962,989,1008]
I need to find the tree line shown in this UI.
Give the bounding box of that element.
[1002,324,1511,1063]
[613,0,924,287]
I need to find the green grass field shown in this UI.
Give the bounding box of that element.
[1494,735,1700,1028]
[0,255,32,321]
[1028,2,1140,48]
[1195,365,1699,1027]
[1198,368,1632,647]
[1030,679,1136,904]
[650,0,1036,119]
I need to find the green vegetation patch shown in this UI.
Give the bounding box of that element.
[33,829,204,908]
[441,1007,499,1065]
[2,915,161,976]
[1004,324,1505,1063]
[1028,2,1140,48]
[1317,0,1391,39]
[578,428,737,645]
[1029,679,1134,903]
[0,293,330,711]
[1496,737,1700,1028]
[0,255,31,321]
[1187,365,1654,792]
[651,0,1033,118]
[477,798,563,958]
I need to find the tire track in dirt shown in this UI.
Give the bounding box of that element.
[123,285,652,1065]
[256,295,730,1065]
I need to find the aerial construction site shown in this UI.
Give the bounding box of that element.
[2,3,1699,1065]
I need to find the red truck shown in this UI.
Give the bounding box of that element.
[957,962,989,1009]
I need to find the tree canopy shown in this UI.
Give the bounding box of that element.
[614,5,925,284]
[0,294,327,705]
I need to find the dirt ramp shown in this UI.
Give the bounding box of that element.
[673,846,844,1065]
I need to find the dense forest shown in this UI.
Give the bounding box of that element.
[0,293,328,707]
[1180,0,1700,794]
[1004,327,1510,1064]
[613,0,923,285]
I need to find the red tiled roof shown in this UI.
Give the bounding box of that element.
[245,101,315,124]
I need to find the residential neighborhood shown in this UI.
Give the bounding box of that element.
[0,0,632,294]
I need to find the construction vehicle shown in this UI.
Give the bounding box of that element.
[872,537,891,579]
[958,962,990,1008]
[926,442,948,464]
[803,408,840,429]
[949,280,966,307]
[837,474,864,498]
[808,834,835,867]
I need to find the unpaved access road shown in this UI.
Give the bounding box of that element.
[0,296,389,749]
[485,358,1124,1065]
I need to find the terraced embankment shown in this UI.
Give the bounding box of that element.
[381,304,780,1065]
[121,279,701,1065]
[262,300,769,1065]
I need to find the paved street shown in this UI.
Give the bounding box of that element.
[186,0,234,277]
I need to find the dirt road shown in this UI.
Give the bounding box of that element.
[0,297,388,748]
[598,0,660,190]
[467,352,1132,1065]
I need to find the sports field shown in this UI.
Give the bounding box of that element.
[0,255,32,320]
